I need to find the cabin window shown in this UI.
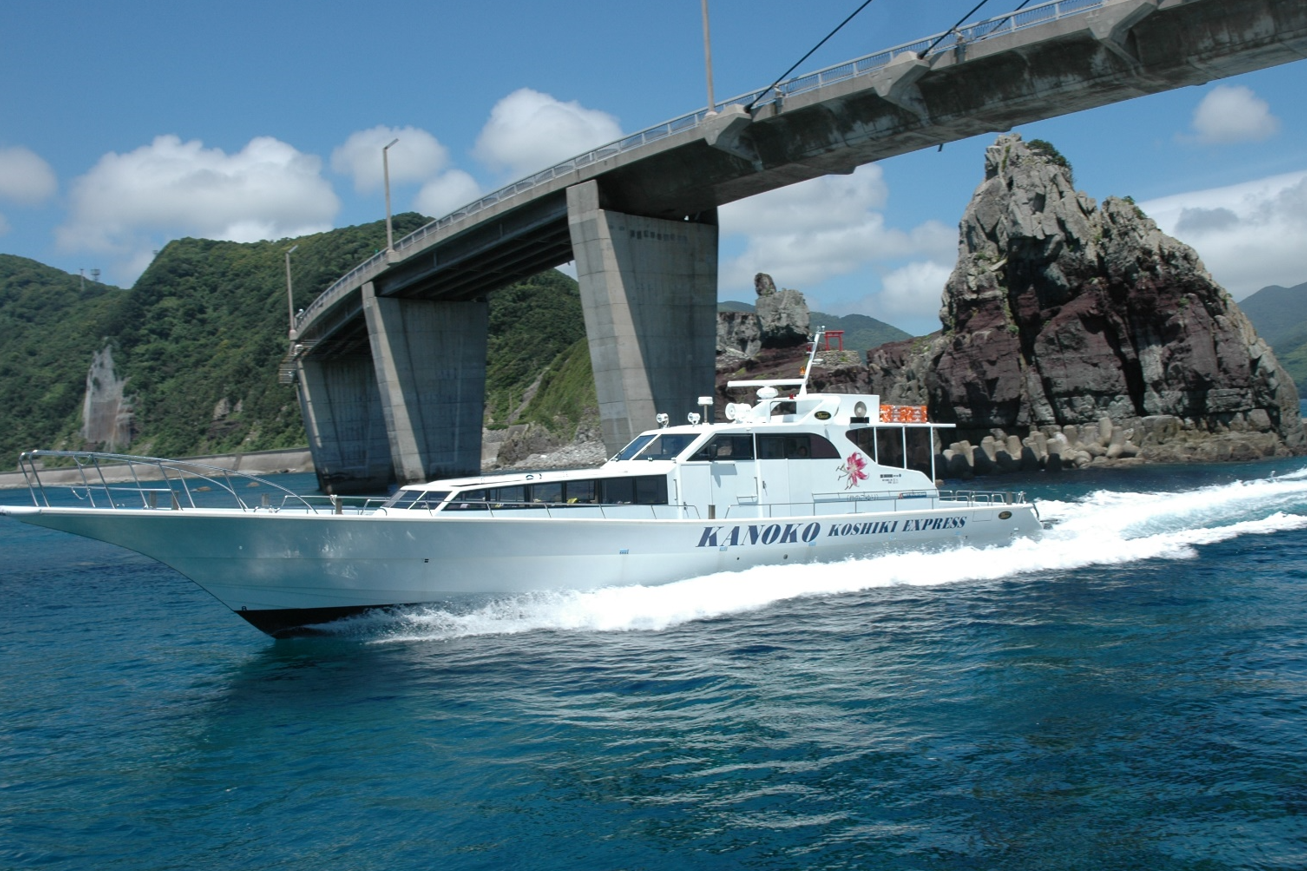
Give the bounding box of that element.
[770,400,797,416]
[563,479,596,504]
[877,428,904,468]
[600,478,634,504]
[598,476,668,505]
[446,477,666,509]
[904,428,935,477]
[623,433,698,461]
[689,434,755,461]
[530,481,563,504]
[447,488,489,510]
[848,426,936,477]
[491,485,527,508]
[635,476,668,505]
[756,433,840,460]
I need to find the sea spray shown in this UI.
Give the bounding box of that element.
[334,470,1307,645]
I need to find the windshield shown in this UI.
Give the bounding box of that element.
[614,434,657,461]
[616,433,699,461]
[381,490,451,510]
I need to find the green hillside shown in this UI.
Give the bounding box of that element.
[0,256,123,461]
[0,215,595,467]
[1241,281,1307,392]
[719,301,914,349]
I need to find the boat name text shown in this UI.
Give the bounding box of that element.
[695,516,966,548]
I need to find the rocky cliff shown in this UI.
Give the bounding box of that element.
[713,136,1304,476]
[860,134,1304,473]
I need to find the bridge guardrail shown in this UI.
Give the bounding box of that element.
[296,0,1104,334]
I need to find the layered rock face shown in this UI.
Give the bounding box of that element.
[82,345,135,451]
[868,133,1304,471]
[717,273,812,365]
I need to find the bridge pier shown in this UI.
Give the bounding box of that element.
[295,354,393,495]
[362,283,488,486]
[567,180,719,454]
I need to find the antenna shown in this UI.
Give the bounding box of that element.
[798,328,825,396]
[90,269,101,285]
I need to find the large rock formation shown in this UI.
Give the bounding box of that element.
[718,273,812,367]
[82,345,135,451]
[866,133,1304,471]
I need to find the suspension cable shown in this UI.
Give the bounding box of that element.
[918,0,993,58]
[744,0,878,112]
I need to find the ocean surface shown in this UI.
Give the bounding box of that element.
[3,460,1307,870]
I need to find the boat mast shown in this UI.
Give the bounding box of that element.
[798,329,824,397]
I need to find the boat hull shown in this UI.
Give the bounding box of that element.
[3,501,1041,635]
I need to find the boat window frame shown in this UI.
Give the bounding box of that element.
[686,433,755,462]
[617,432,700,462]
[755,433,840,460]
[443,475,669,510]
[382,489,452,510]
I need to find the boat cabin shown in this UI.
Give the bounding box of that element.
[382,386,951,521]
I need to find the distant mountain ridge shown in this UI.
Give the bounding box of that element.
[718,301,911,350]
[1241,281,1307,393]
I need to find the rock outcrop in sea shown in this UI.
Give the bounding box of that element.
[719,135,1305,476]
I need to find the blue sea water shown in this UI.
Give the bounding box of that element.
[3,462,1307,870]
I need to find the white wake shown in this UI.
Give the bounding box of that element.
[337,467,1307,643]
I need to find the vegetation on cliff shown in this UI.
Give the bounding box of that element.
[0,215,595,467]
[1241,280,1307,394]
[0,256,122,463]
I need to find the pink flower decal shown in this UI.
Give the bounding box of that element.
[838,452,868,489]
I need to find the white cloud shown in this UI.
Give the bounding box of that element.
[56,135,339,283]
[719,166,955,292]
[1190,85,1280,144]
[0,212,10,236]
[331,125,450,194]
[413,169,483,219]
[878,260,954,318]
[1142,170,1307,298]
[0,145,57,204]
[474,88,622,179]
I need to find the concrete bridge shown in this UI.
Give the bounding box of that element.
[289,0,1307,494]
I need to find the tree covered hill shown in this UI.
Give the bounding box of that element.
[0,255,124,463]
[0,214,594,467]
[1241,281,1307,394]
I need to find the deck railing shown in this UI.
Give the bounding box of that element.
[17,451,320,512]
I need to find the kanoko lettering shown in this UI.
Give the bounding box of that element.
[696,523,821,548]
[695,516,966,547]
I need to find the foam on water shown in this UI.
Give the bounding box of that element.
[336,470,1307,644]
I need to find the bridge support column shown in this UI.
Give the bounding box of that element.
[362,282,488,485]
[566,180,719,454]
[295,354,393,495]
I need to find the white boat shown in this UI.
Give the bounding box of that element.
[2,338,1042,636]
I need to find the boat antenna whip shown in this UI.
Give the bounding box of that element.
[798,329,824,396]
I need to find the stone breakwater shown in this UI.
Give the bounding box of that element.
[938,414,1298,478]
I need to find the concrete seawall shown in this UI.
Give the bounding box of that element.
[0,448,315,491]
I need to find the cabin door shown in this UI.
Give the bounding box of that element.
[680,462,759,520]
[756,458,791,514]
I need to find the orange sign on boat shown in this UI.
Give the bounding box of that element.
[879,404,928,423]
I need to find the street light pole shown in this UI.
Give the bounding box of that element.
[285,244,299,344]
[383,137,399,252]
[702,0,715,114]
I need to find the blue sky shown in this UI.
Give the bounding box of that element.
[2,0,1304,336]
